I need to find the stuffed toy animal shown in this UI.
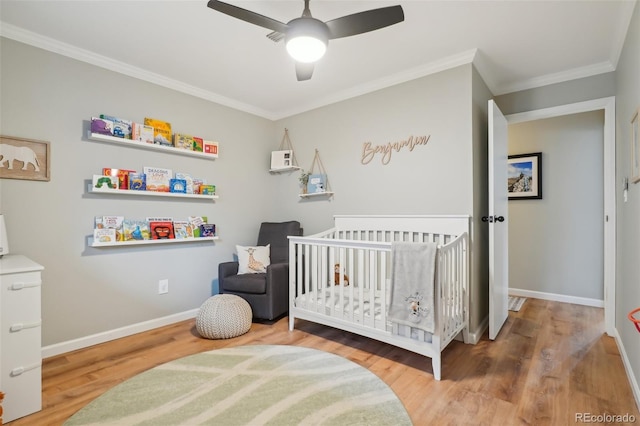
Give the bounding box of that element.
[334,264,349,286]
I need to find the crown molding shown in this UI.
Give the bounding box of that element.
[272,49,478,120]
[490,61,615,96]
[0,22,274,120]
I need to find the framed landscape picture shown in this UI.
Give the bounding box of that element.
[507,152,542,200]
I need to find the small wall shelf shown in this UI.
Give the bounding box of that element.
[87,132,218,160]
[89,236,218,247]
[88,184,218,200]
[269,166,301,173]
[299,192,334,199]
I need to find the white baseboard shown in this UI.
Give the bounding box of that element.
[41,309,199,359]
[613,327,640,411]
[509,288,604,308]
[468,316,488,344]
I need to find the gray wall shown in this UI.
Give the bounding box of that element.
[508,111,604,300]
[1,40,492,346]
[271,64,490,335]
[615,0,640,403]
[0,38,275,346]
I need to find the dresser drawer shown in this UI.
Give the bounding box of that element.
[2,325,41,370]
[1,271,41,323]
[1,363,42,423]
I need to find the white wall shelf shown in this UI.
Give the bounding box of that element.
[88,184,218,200]
[269,166,301,173]
[299,192,334,198]
[87,132,218,160]
[89,236,218,247]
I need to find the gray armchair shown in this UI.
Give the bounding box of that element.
[218,221,302,320]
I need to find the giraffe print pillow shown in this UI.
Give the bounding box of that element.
[236,244,271,274]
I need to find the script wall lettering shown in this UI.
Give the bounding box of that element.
[361,135,431,165]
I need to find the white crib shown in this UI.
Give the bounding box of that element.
[288,215,470,380]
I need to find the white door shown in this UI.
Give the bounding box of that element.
[488,100,509,340]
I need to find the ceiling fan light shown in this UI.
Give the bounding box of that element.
[286,36,327,63]
[285,17,329,63]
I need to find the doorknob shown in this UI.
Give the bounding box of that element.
[482,216,505,223]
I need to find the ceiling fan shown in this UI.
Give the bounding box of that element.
[206,0,404,81]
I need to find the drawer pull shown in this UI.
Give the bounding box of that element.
[10,362,41,377]
[10,281,42,291]
[10,321,42,332]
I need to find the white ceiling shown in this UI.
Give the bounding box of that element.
[0,1,636,120]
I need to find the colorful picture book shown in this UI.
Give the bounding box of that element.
[92,175,118,191]
[132,122,154,144]
[102,168,136,190]
[95,216,124,241]
[144,117,172,146]
[143,166,172,192]
[173,221,193,239]
[147,217,175,239]
[99,114,132,139]
[307,174,327,193]
[174,133,194,150]
[123,219,151,241]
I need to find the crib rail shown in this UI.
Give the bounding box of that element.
[288,228,469,342]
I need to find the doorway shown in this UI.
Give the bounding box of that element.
[504,97,615,335]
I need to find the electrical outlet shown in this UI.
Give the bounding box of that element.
[158,279,169,294]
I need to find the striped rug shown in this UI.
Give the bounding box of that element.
[64,345,411,426]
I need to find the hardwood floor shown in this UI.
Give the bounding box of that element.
[8,298,639,425]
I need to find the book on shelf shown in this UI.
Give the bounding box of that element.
[307,174,327,194]
[99,114,132,139]
[199,184,215,195]
[143,166,172,192]
[132,122,154,144]
[147,217,175,240]
[95,216,124,241]
[128,173,146,190]
[188,216,206,237]
[203,140,218,156]
[93,228,116,244]
[170,178,187,193]
[199,223,216,237]
[102,168,136,190]
[91,117,114,136]
[143,117,172,146]
[92,175,118,191]
[192,137,204,152]
[173,133,194,151]
[175,173,194,194]
[123,219,151,241]
[173,220,194,239]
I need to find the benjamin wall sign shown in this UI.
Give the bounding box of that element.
[361,135,430,165]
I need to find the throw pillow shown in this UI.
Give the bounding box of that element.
[236,244,271,274]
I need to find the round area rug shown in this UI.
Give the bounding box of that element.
[64,345,412,426]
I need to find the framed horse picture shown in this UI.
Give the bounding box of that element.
[0,135,50,181]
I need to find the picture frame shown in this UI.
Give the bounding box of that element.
[508,152,542,200]
[0,135,50,181]
[630,108,640,184]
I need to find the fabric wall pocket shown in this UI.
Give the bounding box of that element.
[508,152,541,200]
[0,135,50,182]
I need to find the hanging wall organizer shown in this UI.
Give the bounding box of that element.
[270,128,300,172]
[300,149,333,198]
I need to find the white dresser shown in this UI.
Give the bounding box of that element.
[0,255,44,423]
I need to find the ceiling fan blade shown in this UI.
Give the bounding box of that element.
[266,31,285,43]
[325,5,404,39]
[207,0,289,33]
[296,62,314,81]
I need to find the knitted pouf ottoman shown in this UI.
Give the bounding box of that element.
[196,294,252,339]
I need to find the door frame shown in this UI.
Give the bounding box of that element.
[505,96,616,335]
